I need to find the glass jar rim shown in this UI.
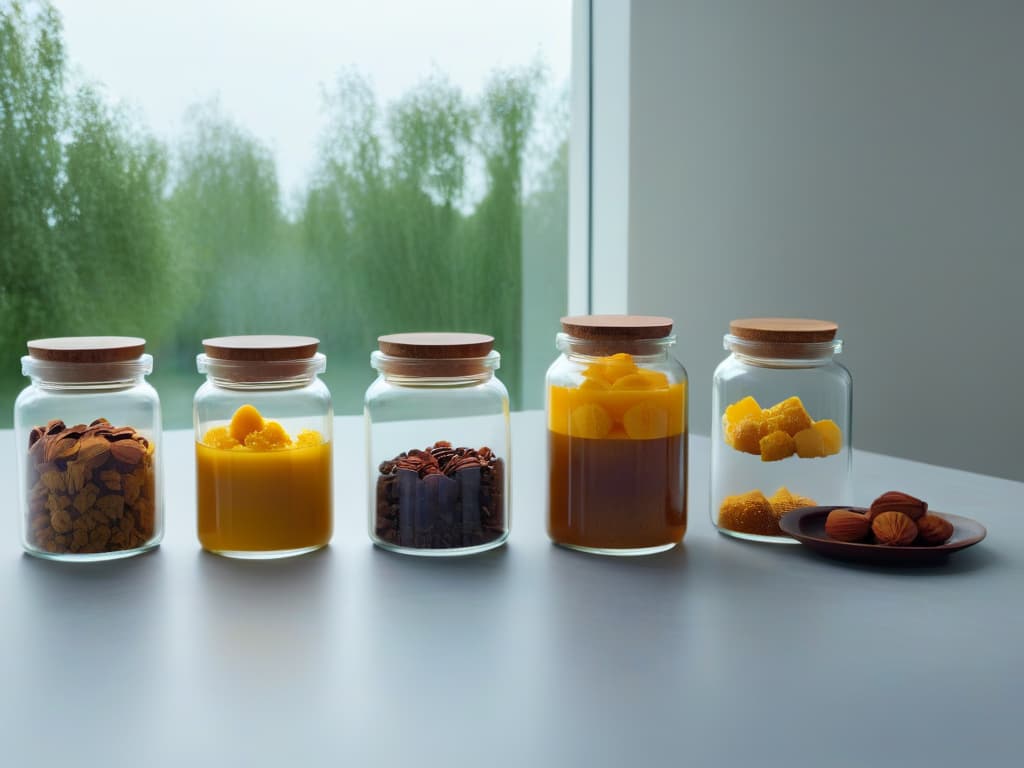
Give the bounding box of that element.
[724,333,843,362]
[371,349,500,378]
[197,352,326,384]
[556,331,676,358]
[22,353,153,385]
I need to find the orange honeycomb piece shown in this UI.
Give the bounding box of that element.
[243,420,293,450]
[295,430,323,448]
[728,418,764,455]
[724,395,762,427]
[812,419,842,455]
[759,430,796,462]
[768,487,817,517]
[718,490,780,536]
[569,403,612,439]
[204,426,240,450]
[622,401,669,440]
[229,404,265,444]
[794,427,826,458]
[763,396,813,437]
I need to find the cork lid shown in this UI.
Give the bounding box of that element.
[27,336,147,363]
[728,318,838,343]
[560,315,674,340]
[374,333,497,377]
[202,335,320,361]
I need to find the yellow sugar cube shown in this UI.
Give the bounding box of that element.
[812,419,842,455]
[724,396,762,428]
[763,396,813,436]
[718,490,781,536]
[794,427,826,458]
[727,418,764,455]
[759,430,796,462]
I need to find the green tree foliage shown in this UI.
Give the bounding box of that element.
[0,1,568,424]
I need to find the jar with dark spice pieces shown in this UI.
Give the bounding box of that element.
[14,337,164,561]
[365,333,510,556]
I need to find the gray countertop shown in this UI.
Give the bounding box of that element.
[0,411,1020,767]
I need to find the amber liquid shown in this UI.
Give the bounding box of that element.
[547,431,687,550]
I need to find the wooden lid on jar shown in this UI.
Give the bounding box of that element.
[560,315,674,340]
[202,335,320,361]
[27,336,147,363]
[728,318,838,343]
[376,332,496,377]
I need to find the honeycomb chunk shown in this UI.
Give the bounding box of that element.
[794,427,826,458]
[759,430,796,462]
[243,421,292,450]
[718,490,780,536]
[295,430,323,448]
[769,487,817,517]
[622,401,669,440]
[229,404,265,443]
[812,419,842,456]
[724,396,762,427]
[728,418,765,455]
[763,396,813,437]
[569,403,612,439]
[204,426,240,450]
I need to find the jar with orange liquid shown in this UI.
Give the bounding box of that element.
[194,336,333,558]
[546,316,688,555]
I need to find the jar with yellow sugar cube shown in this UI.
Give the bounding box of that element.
[546,315,688,555]
[194,336,333,558]
[711,318,852,542]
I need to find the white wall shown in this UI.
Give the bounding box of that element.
[618,0,1024,481]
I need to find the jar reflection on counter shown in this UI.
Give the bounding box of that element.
[194,335,333,559]
[14,336,164,561]
[365,332,510,556]
[546,315,688,555]
[711,318,852,542]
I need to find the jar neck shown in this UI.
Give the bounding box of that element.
[22,354,153,388]
[377,370,495,387]
[371,349,500,382]
[556,332,675,362]
[28,375,146,392]
[197,352,326,387]
[725,335,842,368]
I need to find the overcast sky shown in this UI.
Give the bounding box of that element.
[53,0,572,195]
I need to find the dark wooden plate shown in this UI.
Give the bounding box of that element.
[778,506,987,566]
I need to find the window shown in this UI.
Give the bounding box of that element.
[0,0,574,425]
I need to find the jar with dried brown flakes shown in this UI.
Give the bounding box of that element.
[365,333,510,555]
[14,337,163,561]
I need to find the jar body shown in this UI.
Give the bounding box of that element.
[365,374,510,555]
[711,353,852,541]
[545,338,688,554]
[193,377,333,558]
[14,379,164,561]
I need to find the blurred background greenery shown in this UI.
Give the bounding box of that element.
[0,1,568,426]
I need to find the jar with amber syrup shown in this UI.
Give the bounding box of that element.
[194,336,332,558]
[546,315,688,555]
[711,318,852,542]
[14,337,164,561]
[365,333,510,556]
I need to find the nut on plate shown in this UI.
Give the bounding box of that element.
[824,508,870,542]
[916,514,954,545]
[871,511,918,546]
[867,490,927,522]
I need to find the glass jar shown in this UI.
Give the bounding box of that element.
[194,335,333,559]
[14,337,164,561]
[711,318,852,542]
[365,333,510,556]
[546,315,688,555]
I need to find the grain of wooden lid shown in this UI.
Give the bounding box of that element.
[729,318,838,343]
[560,315,674,340]
[202,335,320,361]
[377,332,494,359]
[27,336,146,363]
